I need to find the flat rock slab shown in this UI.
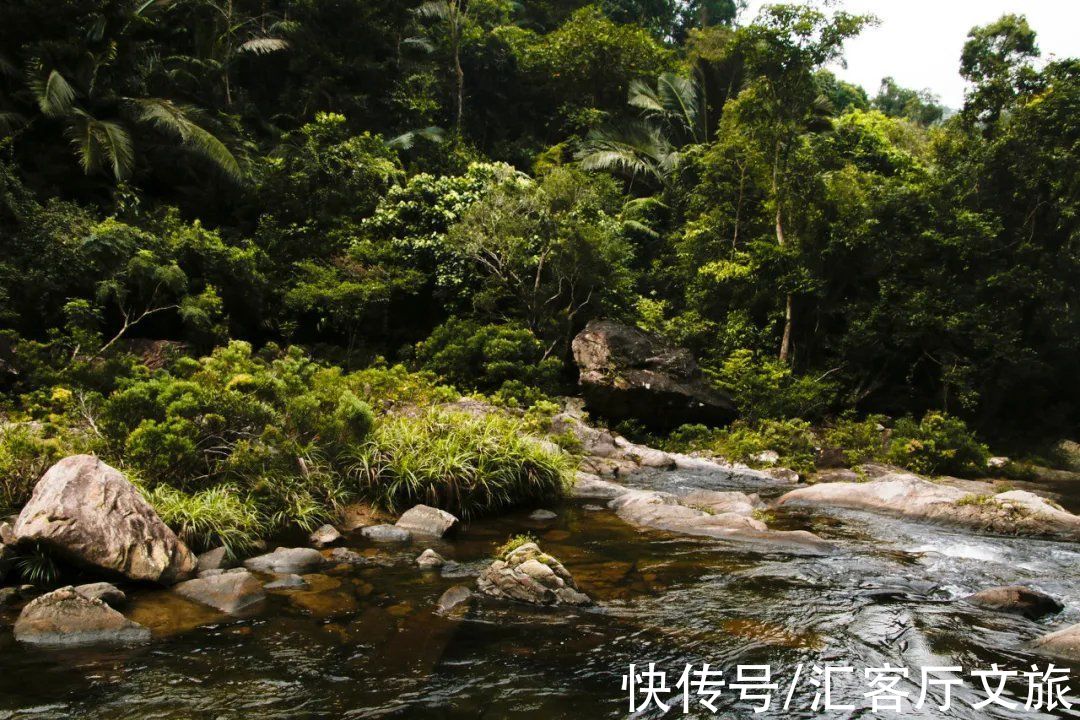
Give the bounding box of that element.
[966,586,1063,619]
[244,547,327,574]
[395,505,458,537]
[1034,624,1080,661]
[174,570,266,614]
[14,455,196,583]
[362,525,412,543]
[14,586,151,646]
[778,473,1080,540]
[681,490,764,516]
[477,543,591,607]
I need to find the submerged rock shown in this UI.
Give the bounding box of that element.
[571,319,737,430]
[1034,624,1080,661]
[416,549,446,569]
[529,509,558,521]
[244,547,327,574]
[309,524,342,548]
[777,473,1080,540]
[966,586,1063,619]
[174,570,266,615]
[362,524,411,543]
[395,505,459,537]
[13,455,197,584]
[265,573,308,590]
[477,543,591,607]
[14,586,151,646]
[74,582,126,608]
[436,585,473,615]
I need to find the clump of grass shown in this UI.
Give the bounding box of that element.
[351,409,573,519]
[956,493,996,507]
[751,508,776,524]
[14,542,61,586]
[146,484,264,556]
[496,533,538,558]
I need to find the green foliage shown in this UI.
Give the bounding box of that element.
[822,415,889,467]
[14,543,61,586]
[495,533,539,558]
[885,412,990,477]
[712,349,835,420]
[665,418,818,475]
[146,484,263,556]
[351,409,573,519]
[416,317,563,396]
[0,423,86,514]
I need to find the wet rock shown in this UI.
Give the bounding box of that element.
[14,586,151,646]
[477,542,591,607]
[416,549,446,569]
[584,504,605,512]
[529,509,558,521]
[13,455,197,584]
[337,502,393,533]
[571,472,626,499]
[309,524,343,548]
[778,473,1080,540]
[682,490,764,516]
[436,585,473,614]
[362,524,411,543]
[74,582,126,608]
[174,570,266,615]
[264,573,308,590]
[966,586,1063,619]
[197,547,230,573]
[1034,624,1080,661]
[199,567,248,578]
[395,505,458,537]
[571,319,737,430]
[328,547,371,566]
[244,547,327,574]
[611,489,833,556]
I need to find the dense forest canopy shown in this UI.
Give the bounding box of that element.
[0,0,1077,446]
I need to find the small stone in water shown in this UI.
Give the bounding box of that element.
[436,585,473,615]
[529,509,558,521]
[416,549,446,569]
[362,525,411,543]
[265,573,308,590]
[309,524,342,548]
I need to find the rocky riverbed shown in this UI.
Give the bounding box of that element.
[2,442,1080,718]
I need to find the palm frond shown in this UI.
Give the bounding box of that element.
[415,0,451,20]
[0,111,26,136]
[31,69,77,118]
[238,37,291,55]
[66,110,135,180]
[401,36,435,54]
[130,98,242,179]
[387,125,445,150]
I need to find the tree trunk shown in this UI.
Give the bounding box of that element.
[773,148,794,364]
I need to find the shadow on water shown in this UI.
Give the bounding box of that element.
[2,467,1080,718]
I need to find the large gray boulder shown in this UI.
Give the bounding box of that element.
[477,542,591,606]
[778,473,1080,540]
[571,320,737,430]
[14,586,151,646]
[174,570,266,614]
[13,456,197,584]
[395,505,459,537]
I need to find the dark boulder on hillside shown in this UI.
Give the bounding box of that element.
[571,320,737,430]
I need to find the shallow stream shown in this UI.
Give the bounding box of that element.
[1,467,1079,719]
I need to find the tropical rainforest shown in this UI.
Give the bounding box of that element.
[0,0,1077,547]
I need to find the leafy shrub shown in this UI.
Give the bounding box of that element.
[98,341,373,545]
[496,533,538,558]
[822,414,889,466]
[712,349,836,420]
[417,317,564,398]
[885,411,990,477]
[351,409,573,519]
[347,360,458,409]
[663,419,818,475]
[0,423,86,513]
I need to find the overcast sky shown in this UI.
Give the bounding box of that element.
[740,0,1080,109]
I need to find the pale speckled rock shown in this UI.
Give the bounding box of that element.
[74,582,126,608]
[778,473,1080,540]
[416,549,446,569]
[966,586,1063,619]
[362,524,411,543]
[309,524,342,548]
[477,543,591,606]
[174,570,266,614]
[14,586,151,646]
[395,505,458,537]
[244,547,327,574]
[13,456,196,584]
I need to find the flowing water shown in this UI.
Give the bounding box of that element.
[1,467,1079,719]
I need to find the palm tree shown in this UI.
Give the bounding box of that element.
[414,0,470,134]
[576,72,706,190]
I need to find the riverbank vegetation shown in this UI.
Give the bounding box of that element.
[1,1,1077,543]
